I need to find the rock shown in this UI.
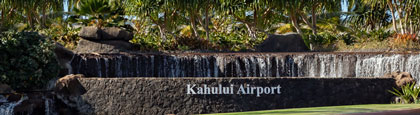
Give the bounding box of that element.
[0,83,15,94]
[0,83,20,102]
[74,39,132,53]
[395,72,415,87]
[383,71,415,87]
[78,26,133,41]
[54,42,75,75]
[6,93,22,102]
[383,71,400,78]
[257,33,309,52]
[78,26,101,40]
[55,74,87,96]
[13,93,45,115]
[101,27,133,41]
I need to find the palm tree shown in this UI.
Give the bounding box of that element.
[352,0,420,35]
[125,0,179,42]
[0,0,64,29]
[73,0,122,28]
[343,1,390,31]
[173,0,204,38]
[220,0,275,39]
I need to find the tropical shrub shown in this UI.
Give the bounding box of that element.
[369,29,392,41]
[70,0,128,29]
[389,83,420,104]
[130,33,162,51]
[0,31,59,90]
[388,33,420,51]
[40,25,80,50]
[174,36,215,51]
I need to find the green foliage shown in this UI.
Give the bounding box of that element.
[389,83,420,104]
[0,0,65,30]
[0,31,59,90]
[308,33,337,46]
[130,31,265,51]
[40,22,80,49]
[71,0,127,28]
[212,32,264,51]
[369,29,392,41]
[130,33,163,51]
[2,0,420,52]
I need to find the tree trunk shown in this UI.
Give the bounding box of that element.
[1,8,4,26]
[399,14,404,34]
[158,25,167,42]
[244,23,257,39]
[190,11,199,38]
[311,5,317,35]
[387,0,398,33]
[299,13,314,50]
[41,7,47,28]
[27,9,34,29]
[204,7,210,40]
[394,0,405,34]
[290,13,302,34]
[300,14,313,30]
[149,15,167,42]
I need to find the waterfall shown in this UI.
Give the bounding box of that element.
[44,96,56,115]
[71,53,420,82]
[0,95,28,115]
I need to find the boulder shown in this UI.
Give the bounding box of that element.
[55,74,93,114]
[101,27,133,41]
[78,26,101,40]
[74,39,132,53]
[383,71,415,87]
[78,26,133,41]
[257,33,309,52]
[0,83,15,94]
[55,74,86,96]
[54,42,75,75]
[0,83,21,102]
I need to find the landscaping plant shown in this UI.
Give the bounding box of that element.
[0,30,60,90]
[389,83,420,104]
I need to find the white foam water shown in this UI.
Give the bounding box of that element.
[0,95,28,115]
[73,54,420,82]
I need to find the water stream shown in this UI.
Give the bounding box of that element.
[0,95,28,115]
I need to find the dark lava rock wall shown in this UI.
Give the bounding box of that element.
[71,53,420,82]
[78,77,396,114]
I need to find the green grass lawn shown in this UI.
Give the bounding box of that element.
[206,104,420,115]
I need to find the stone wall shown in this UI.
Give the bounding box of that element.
[77,77,396,114]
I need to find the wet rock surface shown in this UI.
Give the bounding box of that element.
[10,92,80,115]
[78,77,396,114]
[54,42,75,76]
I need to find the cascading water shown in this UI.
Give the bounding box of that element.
[71,53,420,82]
[44,96,56,115]
[0,95,28,115]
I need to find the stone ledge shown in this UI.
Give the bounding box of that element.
[76,77,396,115]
